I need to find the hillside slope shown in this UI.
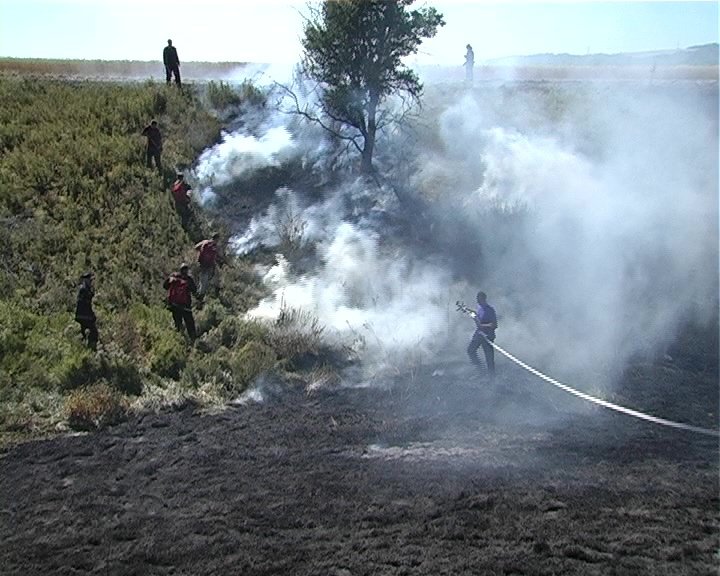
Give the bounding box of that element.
[0,78,317,444]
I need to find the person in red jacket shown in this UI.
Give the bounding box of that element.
[194,232,222,296]
[163,264,200,341]
[171,172,192,227]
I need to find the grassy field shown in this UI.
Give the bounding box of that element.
[0,75,325,445]
[0,58,252,80]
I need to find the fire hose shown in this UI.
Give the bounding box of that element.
[456,301,719,437]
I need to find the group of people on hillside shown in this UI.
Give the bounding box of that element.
[78,38,498,374]
[162,233,223,341]
[140,123,195,229]
[74,233,223,349]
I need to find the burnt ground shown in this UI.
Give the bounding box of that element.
[1,359,718,576]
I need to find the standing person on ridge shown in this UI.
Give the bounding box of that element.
[163,39,181,88]
[194,232,222,297]
[75,272,98,350]
[464,44,475,85]
[142,119,163,174]
[466,291,497,376]
[163,264,201,342]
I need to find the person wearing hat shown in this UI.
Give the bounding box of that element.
[163,39,181,88]
[142,119,163,174]
[75,272,98,350]
[194,232,222,297]
[163,263,200,341]
[171,172,192,228]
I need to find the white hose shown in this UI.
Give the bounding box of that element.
[488,337,720,438]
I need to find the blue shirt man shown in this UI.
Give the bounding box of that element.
[467,291,497,375]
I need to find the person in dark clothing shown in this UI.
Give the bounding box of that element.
[75,272,98,350]
[467,291,497,376]
[464,44,475,85]
[163,39,181,88]
[163,264,200,341]
[142,120,163,174]
[171,172,192,227]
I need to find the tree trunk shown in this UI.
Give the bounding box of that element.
[361,93,379,174]
[361,135,375,174]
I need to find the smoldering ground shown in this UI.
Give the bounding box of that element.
[196,77,717,406]
[2,365,717,576]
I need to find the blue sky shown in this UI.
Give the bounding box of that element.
[0,1,717,64]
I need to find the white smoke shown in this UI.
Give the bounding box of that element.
[247,219,453,369]
[415,83,718,383]
[195,76,717,388]
[195,126,296,188]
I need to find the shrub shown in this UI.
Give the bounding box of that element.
[207,80,267,111]
[268,305,325,365]
[65,382,129,431]
[273,203,309,263]
[148,330,187,379]
[182,340,276,397]
[57,348,100,390]
[200,315,270,352]
[231,340,277,393]
[126,304,188,378]
[207,81,242,109]
[98,345,145,396]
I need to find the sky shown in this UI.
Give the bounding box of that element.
[0,0,717,65]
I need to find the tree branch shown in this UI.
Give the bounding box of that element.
[273,81,364,155]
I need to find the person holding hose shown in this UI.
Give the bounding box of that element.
[466,290,497,376]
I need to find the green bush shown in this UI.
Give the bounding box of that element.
[148,331,187,379]
[125,303,188,378]
[201,316,270,351]
[207,80,266,111]
[182,340,276,397]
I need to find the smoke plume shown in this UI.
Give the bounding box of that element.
[196,76,718,388]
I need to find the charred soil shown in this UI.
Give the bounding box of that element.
[1,361,718,576]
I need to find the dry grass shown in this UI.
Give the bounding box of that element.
[269,304,325,361]
[65,383,129,431]
[0,58,250,80]
[476,64,718,81]
[2,59,714,83]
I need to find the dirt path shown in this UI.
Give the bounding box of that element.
[1,363,718,576]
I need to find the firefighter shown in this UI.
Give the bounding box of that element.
[171,172,192,228]
[194,232,222,296]
[466,291,497,376]
[163,264,200,341]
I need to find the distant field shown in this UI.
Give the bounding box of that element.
[0,58,716,83]
[0,58,253,81]
[422,64,719,83]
